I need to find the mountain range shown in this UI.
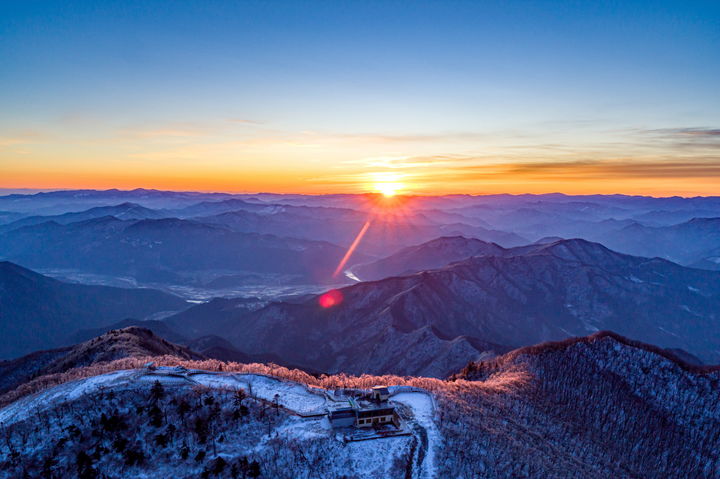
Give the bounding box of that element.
[186,238,720,376]
[0,216,357,285]
[0,261,188,358]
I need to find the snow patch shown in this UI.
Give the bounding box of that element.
[393,392,440,479]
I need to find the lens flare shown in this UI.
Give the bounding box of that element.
[332,220,372,278]
[319,289,344,308]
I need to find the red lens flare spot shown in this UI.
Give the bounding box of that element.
[319,289,344,308]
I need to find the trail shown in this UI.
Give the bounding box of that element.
[392,392,440,479]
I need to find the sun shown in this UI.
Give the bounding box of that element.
[374,182,403,197]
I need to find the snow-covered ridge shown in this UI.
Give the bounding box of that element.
[0,368,328,425]
[0,366,441,478]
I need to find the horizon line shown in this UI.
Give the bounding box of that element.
[1,186,719,200]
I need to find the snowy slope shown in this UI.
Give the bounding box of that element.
[0,367,439,478]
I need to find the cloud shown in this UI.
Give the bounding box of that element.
[647,127,720,137]
[0,130,48,151]
[420,158,720,184]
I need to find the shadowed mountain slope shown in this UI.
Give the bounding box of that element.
[0,262,188,358]
[209,239,720,376]
[350,236,506,281]
[436,331,720,478]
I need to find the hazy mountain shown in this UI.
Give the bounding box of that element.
[0,211,25,225]
[597,217,720,265]
[689,246,720,271]
[196,208,527,255]
[0,188,236,215]
[0,216,359,285]
[0,262,188,358]
[0,202,168,233]
[350,236,506,281]
[172,198,291,217]
[0,326,204,395]
[212,239,720,376]
[68,313,316,372]
[632,208,720,225]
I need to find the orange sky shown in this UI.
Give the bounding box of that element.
[2,124,720,196]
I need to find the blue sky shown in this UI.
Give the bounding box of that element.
[1,0,719,194]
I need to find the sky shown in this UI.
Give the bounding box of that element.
[1,0,719,196]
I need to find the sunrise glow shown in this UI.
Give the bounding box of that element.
[374,182,403,197]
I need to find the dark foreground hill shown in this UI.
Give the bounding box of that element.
[0,262,188,358]
[205,239,720,376]
[437,331,720,478]
[0,331,717,478]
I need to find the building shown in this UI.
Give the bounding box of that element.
[327,387,398,429]
[355,404,395,427]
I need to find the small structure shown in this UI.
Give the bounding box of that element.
[370,386,390,402]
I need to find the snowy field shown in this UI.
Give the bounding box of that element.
[186,372,328,416]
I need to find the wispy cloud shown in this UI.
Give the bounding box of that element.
[457,158,720,180]
[646,127,720,138]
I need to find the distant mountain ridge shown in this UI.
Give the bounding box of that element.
[0,202,167,233]
[597,216,720,266]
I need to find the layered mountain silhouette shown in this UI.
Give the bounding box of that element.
[0,216,358,284]
[0,202,167,233]
[189,239,720,376]
[0,262,188,358]
[596,217,720,267]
